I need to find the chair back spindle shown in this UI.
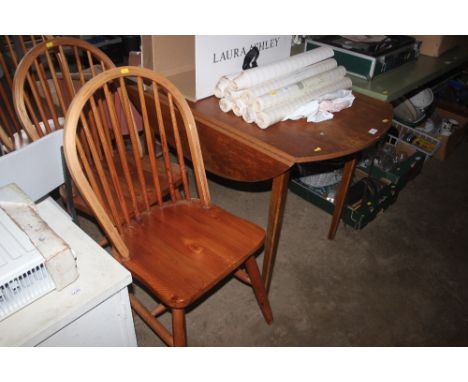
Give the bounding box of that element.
[11,37,183,232]
[0,35,50,151]
[64,66,208,258]
[13,36,115,143]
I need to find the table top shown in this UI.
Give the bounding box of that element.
[0,198,132,346]
[190,92,393,165]
[128,82,392,181]
[351,47,468,102]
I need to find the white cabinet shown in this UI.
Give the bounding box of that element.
[0,198,137,347]
[38,288,136,347]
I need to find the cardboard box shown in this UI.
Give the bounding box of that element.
[289,171,398,231]
[412,35,466,57]
[141,35,292,101]
[433,107,468,160]
[358,141,426,189]
[435,73,468,118]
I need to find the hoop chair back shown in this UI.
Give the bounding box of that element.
[13,36,115,143]
[64,66,208,258]
[0,35,50,152]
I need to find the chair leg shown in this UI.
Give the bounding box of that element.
[244,256,273,324]
[172,308,187,346]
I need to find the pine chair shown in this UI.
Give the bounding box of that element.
[13,36,182,218]
[63,66,273,346]
[13,36,117,142]
[0,35,50,152]
[11,36,118,218]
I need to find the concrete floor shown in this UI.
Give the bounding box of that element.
[80,139,468,347]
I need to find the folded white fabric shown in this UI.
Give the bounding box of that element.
[229,47,334,91]
[255,77,352,129]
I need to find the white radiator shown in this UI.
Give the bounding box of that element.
[0,184,78,321]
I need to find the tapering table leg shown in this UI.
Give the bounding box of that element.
[328,156,357,240]
[262,170,290,293]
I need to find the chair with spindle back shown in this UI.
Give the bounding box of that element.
[13,36,183,218]
[11,36,117,217]
[63,66,273,346]
[0,35,50,152]
[13,36,117,142]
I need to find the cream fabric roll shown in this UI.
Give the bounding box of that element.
[255,77,352,129]
[253,66,347,112]
[241,59,337,103]
[229,47,334,91]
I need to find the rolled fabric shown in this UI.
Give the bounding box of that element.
[229,47,334,91]
[253,66,347,112]
[219,97,234,113]
[241,59,337,104]
[214,73,237,98]
[255,77,352,129]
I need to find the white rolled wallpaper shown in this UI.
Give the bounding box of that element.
[214,48,353,129]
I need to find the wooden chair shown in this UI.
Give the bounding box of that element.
[0,35,50,152]
[63,66,273,346]
[11,36,118,218]
[13,36,116,142]
[13,36,182,218]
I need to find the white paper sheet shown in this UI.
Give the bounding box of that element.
[285,89,355,122]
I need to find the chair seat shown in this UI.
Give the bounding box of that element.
[121,200,265,309]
